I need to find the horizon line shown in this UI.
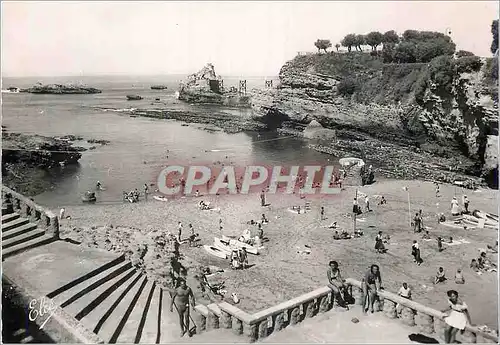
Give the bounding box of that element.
[2,73,280,79]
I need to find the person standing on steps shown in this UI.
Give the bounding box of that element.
[143,183,149,201]
[170,278,196,337]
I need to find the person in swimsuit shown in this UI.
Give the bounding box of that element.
[327,261,348,309]
[170,278,196,337]
[442,290,471,343]
[396,282,412,315]
[363,264,382,314]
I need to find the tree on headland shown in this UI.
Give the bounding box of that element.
[491,19,498,54]
[383,30,399,44]
[382,30,455,63]
[365,31,384,51]
[456,50,475,58]
[355,35,365,51]
[314,39,332,53]
[335,43,341,52]
[341,34,357,52]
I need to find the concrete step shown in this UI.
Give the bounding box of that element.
[54,260,133,308]
[138,284,162,344]
[2,228,45,249]
[80,271,142,337]
[2,222,38,241]
[159,289,184,343]
[2,217,29,232]
[2,207,9,216]
[115,280,156,343]
[98,275,148,343]
[2,212,20,224]
[47,255,126,299]
[70,267,137,320]
[2,234,56,259]
[177,329,250,343]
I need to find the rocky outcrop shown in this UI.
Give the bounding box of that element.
[303,120,336,140]
[251,53,498,187]
[178,64,251,107]
[2,132,84,195]
[20,83,101,94]
[416,57,498,186]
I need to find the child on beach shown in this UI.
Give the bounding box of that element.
[454,269,465,284]
[434,267,446,284]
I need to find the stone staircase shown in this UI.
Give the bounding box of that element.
[2,206,56,259]
[46,257,249,343]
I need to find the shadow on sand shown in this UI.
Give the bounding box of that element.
[408,333,439,343]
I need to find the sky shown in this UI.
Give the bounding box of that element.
[1,1,498,77]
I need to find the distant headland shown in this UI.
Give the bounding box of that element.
[19,83,102,94]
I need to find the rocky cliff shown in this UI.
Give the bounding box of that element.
[2,132,84,195]
[251,52,498,188]
[178,64,251,107]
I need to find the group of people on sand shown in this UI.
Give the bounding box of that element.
[230,247,249,270]
[198,200,212,210]
[470,250,497,273]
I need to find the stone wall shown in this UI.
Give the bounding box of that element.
[2,185,59,238]
[190,279,498,343]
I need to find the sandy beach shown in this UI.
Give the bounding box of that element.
[58,179,498,329]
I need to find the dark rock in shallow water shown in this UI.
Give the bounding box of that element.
[2,133,84,196]
[20,83,101,94]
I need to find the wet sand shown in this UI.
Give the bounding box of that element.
[57,180,498,329]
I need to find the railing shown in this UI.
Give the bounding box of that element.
[191,278,499,343]
[2,185,59,238]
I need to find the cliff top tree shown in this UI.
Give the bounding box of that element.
[491,19,498,54]
[365,31,384,51]
[354,34,365,51]
[456,50,475,58]
[341,34,357,52]
[314,39,332,53]
[383,30,399,44]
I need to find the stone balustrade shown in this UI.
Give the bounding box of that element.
[2,186,59,238]
[191,279,498,343]
[345,278,499,344]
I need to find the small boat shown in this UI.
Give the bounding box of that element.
[153,195,169,202]
[151,85,168,90]
[213,237,233,253]
[203,245,228,259]
[126,95,143,101]
[221,235,259,255]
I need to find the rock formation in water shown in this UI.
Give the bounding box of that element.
[20,83,101,94]
[178,63,251,107]
[251,52,498,188]
[2,132,84,195]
